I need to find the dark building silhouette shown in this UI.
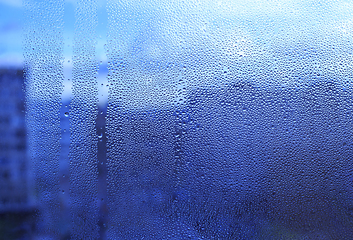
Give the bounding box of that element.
[0,69,33,212]
[0,68,36,240]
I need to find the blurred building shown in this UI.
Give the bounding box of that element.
[0,68,33,212]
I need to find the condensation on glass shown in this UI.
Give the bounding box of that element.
[23,0,353,239]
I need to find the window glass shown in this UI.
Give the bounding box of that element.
[0,0,353,239]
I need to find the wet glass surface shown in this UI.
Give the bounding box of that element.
[1,0,353,239]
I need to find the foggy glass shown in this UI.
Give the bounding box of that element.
[0,0,353,239]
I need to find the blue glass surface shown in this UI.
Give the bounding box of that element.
[0,0,353,239]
